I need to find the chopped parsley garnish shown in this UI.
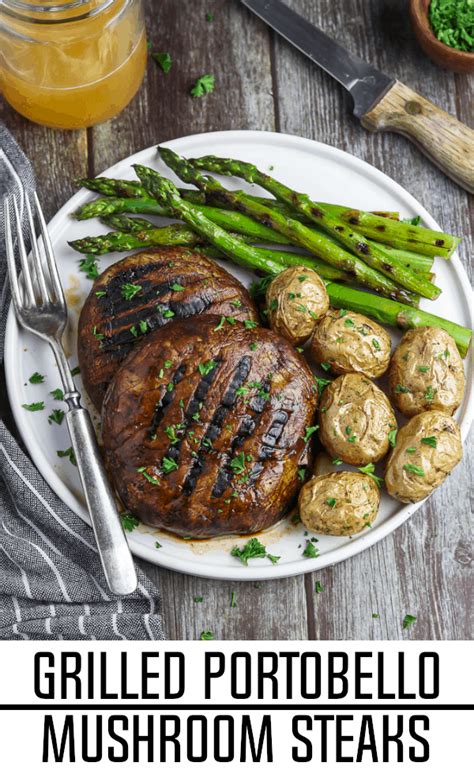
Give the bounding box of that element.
[372,338,381,351]
[406,447,416,454]
[417,365,430,373]
[151,51,172,73]
[315,581,324,593]
[121,512,140,532]
[421,436,437,448]
[402,215,421,226]
[244,320,258,330]
[298,468,306,482]
[403,463,425,477]
[57,447,77,466]
[137,467,160,485]
[162,457,178,474]
[298,275,308,283]
[236,386,249,396]
[315,376,332,394]
[162,308,175,318]
[332,457,343,465]
[155,541,162,549]
[303,425,319,442]
[48,409,65,426]
[190,74,215,97]
[198,359,217,376]
[395,384,411,393]
[194,596,204,603]
[320,362,332,372]
[269,298,278,311]
[344,317,355,327]
[402,614,417,630]
[79,254,99,280]
[358,463,383,487]
[29,372,44,384]
[70,366,81,377]
[424,386,437,402]
[339,309,348,317]
[92,325,105,341]
[130,319,148,338]
[325,497,337,507]
[230,451,252,476]
[22,401,44,411]
[170,282,185,292]
[165,424,183,444]
[95,290,107,298]
[230,591,237,608]
[303,540,319,558]
[200,630,215,640]
[121,283,142,300]
[372,613,380,619]
[249,342,258,351]
[230,537,280,566]
[231,299,242,308]
[388,429,398,448]
[50,388,64,401]
[214,315,236,331]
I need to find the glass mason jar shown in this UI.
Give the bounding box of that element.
[0,0,147,129]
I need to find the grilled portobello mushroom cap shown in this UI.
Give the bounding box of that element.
[102,316,318,538]
[78,247,259,409]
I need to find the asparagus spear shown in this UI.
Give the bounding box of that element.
[156,150,420,306]
[123,166,471,356]
[75,196,290,245]
[77,177,400,220]
[187,157,459,259]
[326,283,471,358]
[184,153,439,300]
[68,223,206,254]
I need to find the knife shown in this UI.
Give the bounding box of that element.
[241,0,474,193]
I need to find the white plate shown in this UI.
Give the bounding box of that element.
[5,130,473,581]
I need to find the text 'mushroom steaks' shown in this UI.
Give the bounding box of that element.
[102,316,319,538]
[78,247,259,409]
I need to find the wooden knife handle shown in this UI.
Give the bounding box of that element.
[361,80,474,194]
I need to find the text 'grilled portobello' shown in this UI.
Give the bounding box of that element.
[78,247,259,409]
[102,316,319,538]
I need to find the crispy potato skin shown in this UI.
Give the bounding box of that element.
[299,471,380,536]
[385,411,462,503]
[266,266,329,346]
[310,309,391,378]
[319,373,397,465]
[388,327,465,417]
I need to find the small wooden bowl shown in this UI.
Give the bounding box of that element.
[409,0,474,74]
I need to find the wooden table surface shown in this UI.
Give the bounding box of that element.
[2,0,472,640]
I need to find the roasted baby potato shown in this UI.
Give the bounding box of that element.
[310,308,391,377]
[388,327,465,417]
[299,471,380,536]
[266,266,329,346]
[385,410,462,503]
[319,373,397,465]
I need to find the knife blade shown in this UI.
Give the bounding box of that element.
[241,0,474,193]
[241,0,393,117]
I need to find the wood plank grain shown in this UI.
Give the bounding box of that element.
[89,0,276,172]
[271,0,473,640]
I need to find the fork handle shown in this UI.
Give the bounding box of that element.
[65,406,138,596]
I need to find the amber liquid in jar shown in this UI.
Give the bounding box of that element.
[0,0,147,129]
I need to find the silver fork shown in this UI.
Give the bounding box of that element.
[4,191,138,596]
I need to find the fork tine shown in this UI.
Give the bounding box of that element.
[24,194,50,304]
[4,197,22,315]
[12,195,36,305]
[33,191,65,307]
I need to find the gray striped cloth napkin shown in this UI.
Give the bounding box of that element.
[0,124,165,640]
